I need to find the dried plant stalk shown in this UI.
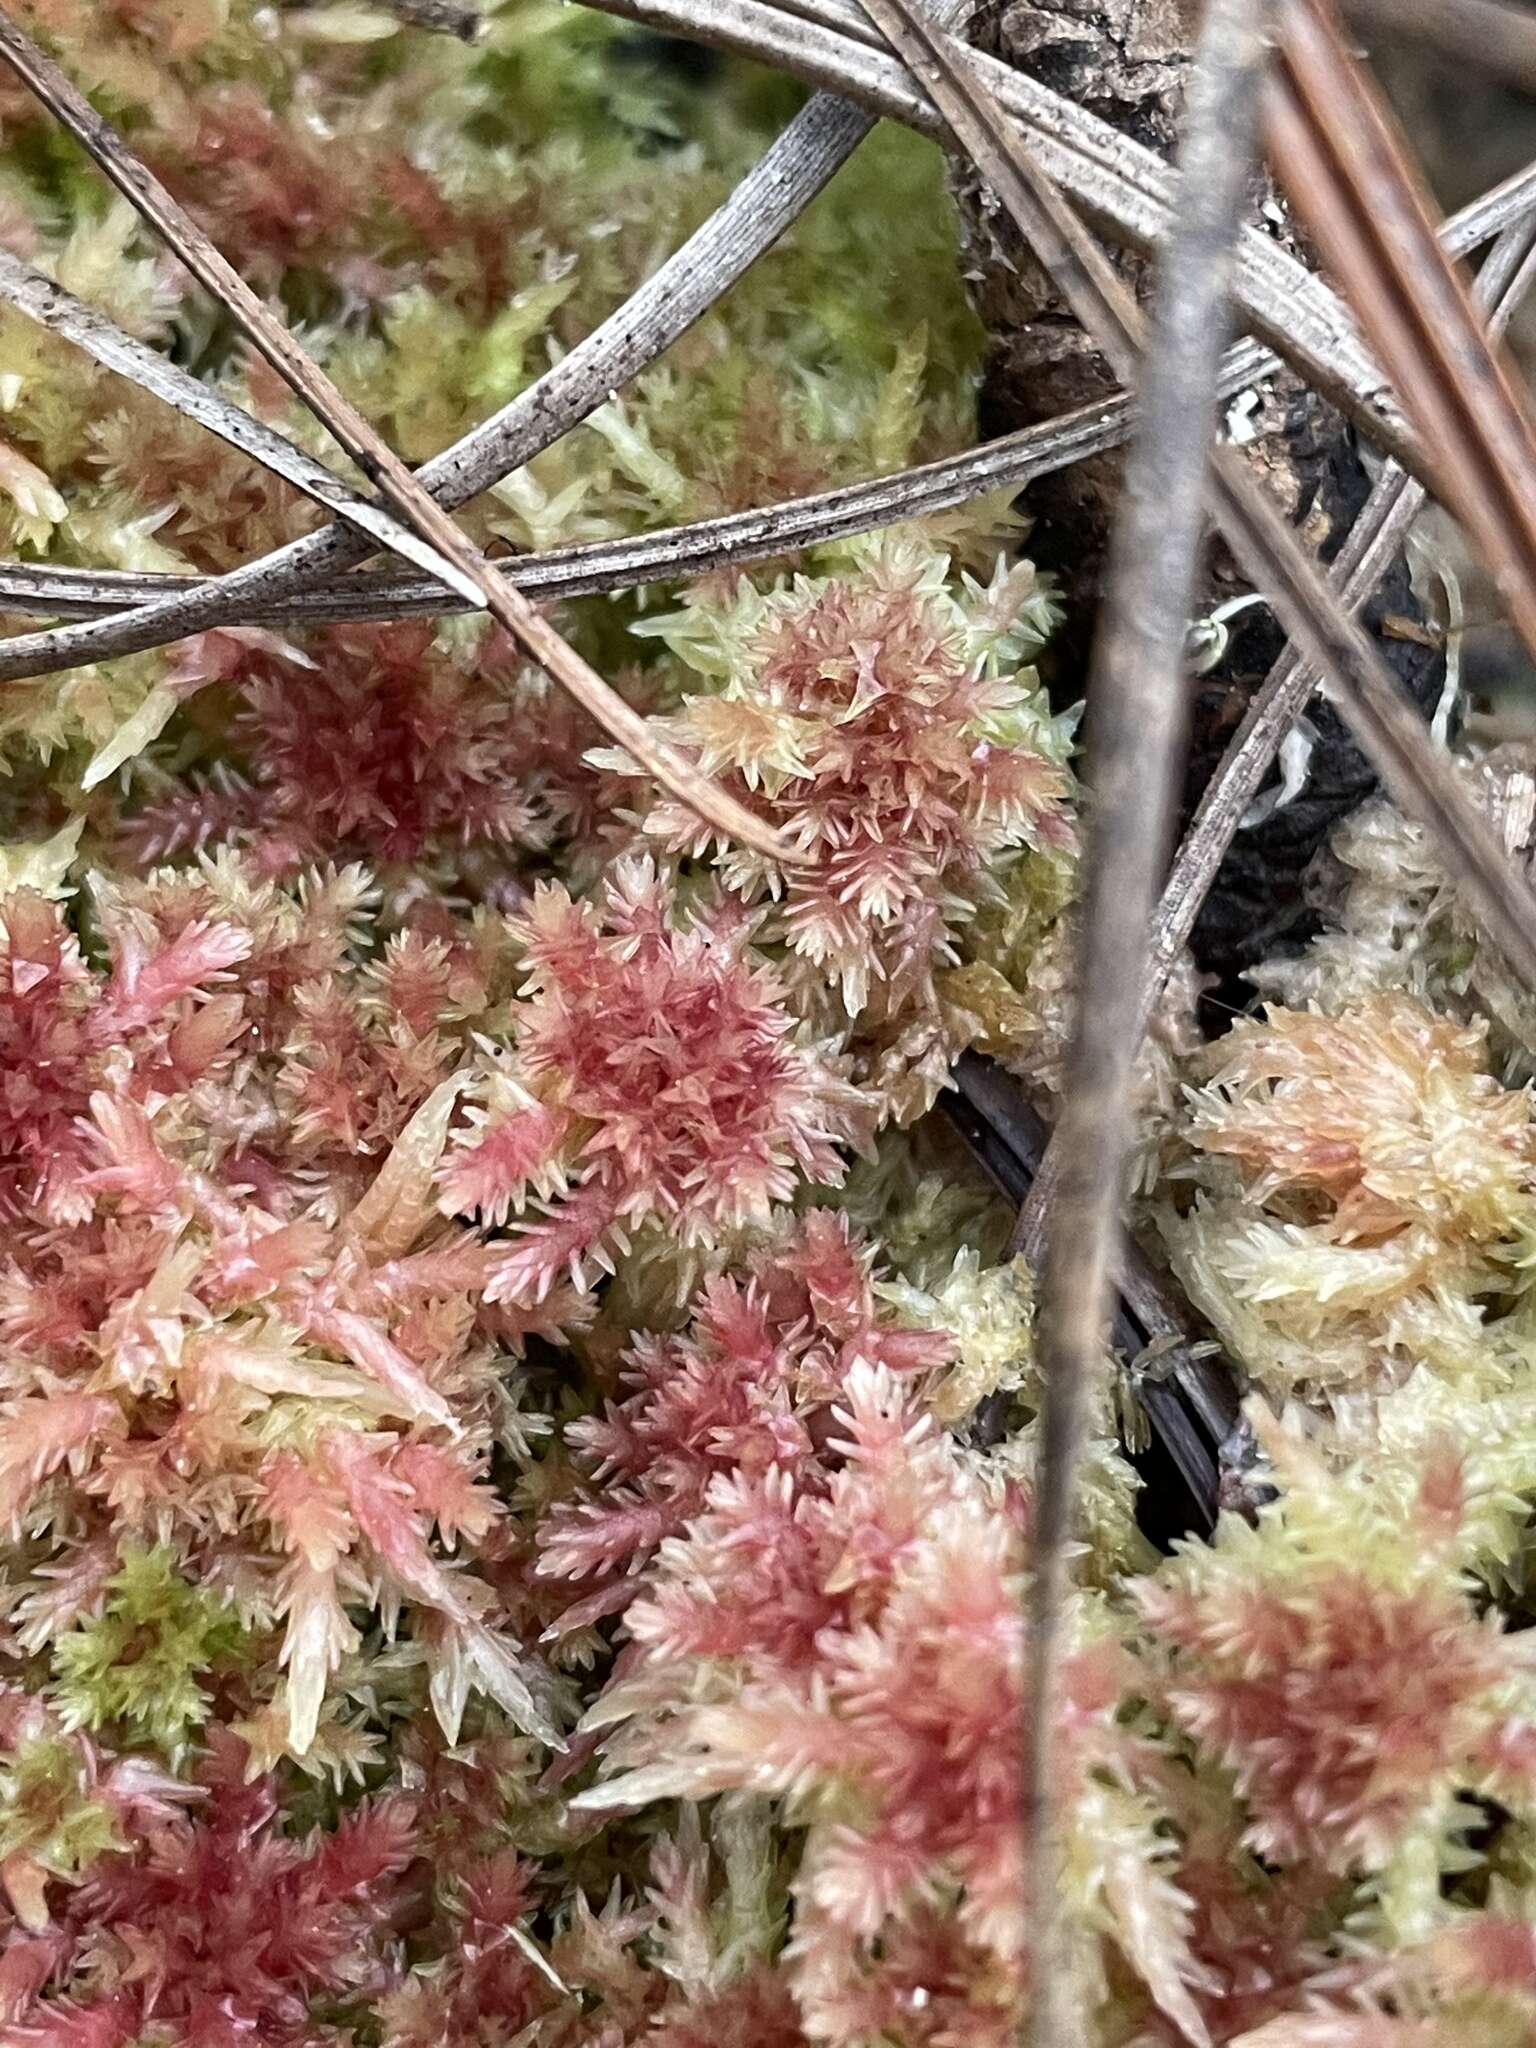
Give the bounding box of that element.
[849,16,1536,2037]
[855,1,1271,2039]
[1008,17,1267,2040]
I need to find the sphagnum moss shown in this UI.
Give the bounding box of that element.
[4,8,1536,2048]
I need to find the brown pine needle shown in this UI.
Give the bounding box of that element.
[1271,0,1536,668]
[0,4,799,867]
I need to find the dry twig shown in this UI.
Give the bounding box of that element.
[0,169,1532,646]
[1271,0,1536,664]
[856,0,1271,2038]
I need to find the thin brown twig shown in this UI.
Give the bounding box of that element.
[1014,210,1536,1267]
[1342,0,1536,94]
[1271,0,1536,666]
[0,4,798,867]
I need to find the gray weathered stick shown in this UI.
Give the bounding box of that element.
[1017,10,1267,2039]
[857,1,1270,2040]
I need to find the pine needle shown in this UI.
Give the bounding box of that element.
[0,4,807,864]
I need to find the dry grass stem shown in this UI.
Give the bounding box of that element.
[853,0,1273,2037]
